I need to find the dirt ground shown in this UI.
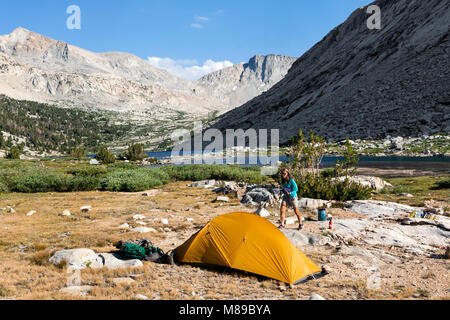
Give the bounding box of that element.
[0,181,449,300]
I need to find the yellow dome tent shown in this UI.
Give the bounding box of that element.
[174,212,322,284]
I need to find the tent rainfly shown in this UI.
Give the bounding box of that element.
[174,212,322,284]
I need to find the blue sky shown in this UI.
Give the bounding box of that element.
[1,0,372,79]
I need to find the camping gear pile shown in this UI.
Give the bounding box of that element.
[115,239,174,265]
[113,213,325,285]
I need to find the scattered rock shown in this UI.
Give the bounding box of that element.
[298,198,331,210]
[285,216,299,225]
[405,247,425,256]
[98,253,143,270]
[344,200,420,219]
[398,193,414,197]
[58,232,70,238]
[215,196,230,203]
[190,180,216,188]
[161,218,169,225]
[130,227,157,233]
[309,294,326,300]
[60,285,93,296]
[134,294,149,300]
[118,223,130,229]
[333,176,392,191]
[7,207,16,214]
[80,206,92,213]
[89,159,100,165]
[112,277,136,286]
[60,210,71,217]
[141,190,160,197]
[241,186,281,207]
[254,207,270,218]
[186,218,194,222]
[135,221,147,226]
[49,249,103,269]
[26,210,36,217]
[370,249,400,264]
[401,216,450,231]
[133,214,146,220]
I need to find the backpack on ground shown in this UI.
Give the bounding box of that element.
[144,246,165,262]
[119,243,146,260]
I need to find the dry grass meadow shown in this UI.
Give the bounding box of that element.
[0,180,449,300]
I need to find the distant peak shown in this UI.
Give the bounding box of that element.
[11,27,31,34]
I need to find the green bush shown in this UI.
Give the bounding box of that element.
[107,162,140,171]
[68,175,102,191]
[295,174,372,201]
[67,147,86,159]
[122,143,147,161]
[0,161,43,192]
[101,168,170,192]
[96,146,116,164]
[66,166,108,177]
[432,178,450,190]
[6,146,20,159]
[9,172,70,193]
[160,164,266,184]
[283,130,371,201]
[0,176,7,193]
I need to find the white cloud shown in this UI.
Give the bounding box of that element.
[148,57,234,81]
[190,23,203,29]
[191,15,210,29]
[194,16,209,22]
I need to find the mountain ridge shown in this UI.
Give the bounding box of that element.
[0,27,296,116]
[208,0,450,142]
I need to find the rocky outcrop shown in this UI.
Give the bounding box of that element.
[333,176,392,191]
[209,0,450,142]
[49,248,144,270]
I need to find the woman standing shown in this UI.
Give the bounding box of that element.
[279,169,303,231]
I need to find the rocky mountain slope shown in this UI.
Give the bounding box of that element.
[0,28,295,116]
[195,54,296,110]
[209,0,450,143]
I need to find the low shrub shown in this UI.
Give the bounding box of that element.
[101,168,170,192]
[432,178,450,190]
[297,174,372,201]
[68,175,102,191]
[66,166,108,177]
[67,147,86,159]
[106,162,139,171]
[96,146,116,164]
[0,286,11,297]
[284,130,372,201]
[161,164,266,184]
[9,172,70,193]
[6,146,20,159]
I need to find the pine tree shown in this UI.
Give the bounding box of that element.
[96,146,116,164]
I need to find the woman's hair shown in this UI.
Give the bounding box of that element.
[280,169,291,183]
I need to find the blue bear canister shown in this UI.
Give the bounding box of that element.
[318,208,327,221]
